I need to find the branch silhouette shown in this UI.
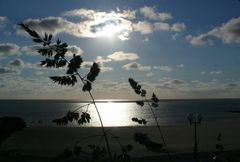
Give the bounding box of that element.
[19,23,113,161]
[128,78,172,161]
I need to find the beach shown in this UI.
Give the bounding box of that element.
[1,119,240,161]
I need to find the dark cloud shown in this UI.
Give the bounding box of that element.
[0,67,16,74]
[9,58,24,67]
[0,43,20,56]
[188,17,240,45]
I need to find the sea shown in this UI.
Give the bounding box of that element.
[1,99,240,127]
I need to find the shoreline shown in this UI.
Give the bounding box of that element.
[1,119,240,161]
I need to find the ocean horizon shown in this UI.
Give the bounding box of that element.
[1,99,240,127]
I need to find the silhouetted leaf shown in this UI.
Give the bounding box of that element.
[19,23,40,39]
[88,145,107,161]
[82,81,92,92]
[141,89,146,97]
[82,62,100,92]
[33,38,43,43]
[151,93,159,108]
[87,62,100,82]
[136,101,144,107]
[134,132,163,152]
[132,117,147,125]
[67,55,83,74]
[50,75,77,86]
[78,112,91,125]
[73,146,81,156]
[128,78,142,95]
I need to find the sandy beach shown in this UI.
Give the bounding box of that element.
[1,119,240,162]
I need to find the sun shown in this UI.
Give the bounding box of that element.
[96,22,124,38]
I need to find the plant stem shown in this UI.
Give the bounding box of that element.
[145,98,172,162]
[76,73,112,161]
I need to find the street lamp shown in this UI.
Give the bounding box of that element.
[187,113,202,162]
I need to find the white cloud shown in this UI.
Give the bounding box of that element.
[210,70,222,75]
[17,7,186,41]
[153,65,173,72]
[201,71,206,75]
[82,61,113,72]
[81,61,93,69]
[63,8,135,40]
[146,72,154,77]
[107,51,139,61]
[139,6,172,21]
[0,16,7,29]
[122,62,151,71]
[154,22,170,31]
[66,45,84,56]
[132,21,153,34]
[63,8,136,20]
[95,56,112,63]
[188,17,240,45]
[171,23,186,32]
[21,45,41,55]
[176,64,184,68]
[0,43,20,56]
[154,22,186,32]
[100,66,114,72]
[17,17,75,36]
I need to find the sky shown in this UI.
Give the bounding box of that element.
[0,0,240,100]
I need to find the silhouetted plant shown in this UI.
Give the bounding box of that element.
[131,117,147,125]
[19,23,112,160]
[213,132,224,161]
[128,78,172,161]
[53,146,81,162]
[0,116,26,147]
[134,132,164,152]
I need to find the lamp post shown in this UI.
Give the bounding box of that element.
[187,113,202,162]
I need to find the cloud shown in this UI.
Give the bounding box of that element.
[176,64,184,68]
[63,8,136,20]
[132,21,153,34]
[188,17,240,45]
[201,71,206,75]
[17,17,75,36]
[63,8,135,40]
[154,22,170,31]
[17,7,185,41]
[66,45,84,56]
[210,70,222,75]
[122,62,151,71]
[21,45,41,55]
[100,66,114,72]
[82,61,113,72]
[153,65,173,72]
[0,43,20,56]
[0,16,7,29]
[107,51,139,61]
[21,44,83,56]
[227,83,238,88]
[171,23,186,32]
[95,56,112,63]
[154,22,186,32]
[146,72,154,77]
[8,58,24,67]
[0,67,17,74]
[139,6,172,21]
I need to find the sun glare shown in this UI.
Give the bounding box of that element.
[96,102,132,126]
[97,22,124,38]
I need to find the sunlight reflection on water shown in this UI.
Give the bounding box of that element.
[79,102,142,127]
